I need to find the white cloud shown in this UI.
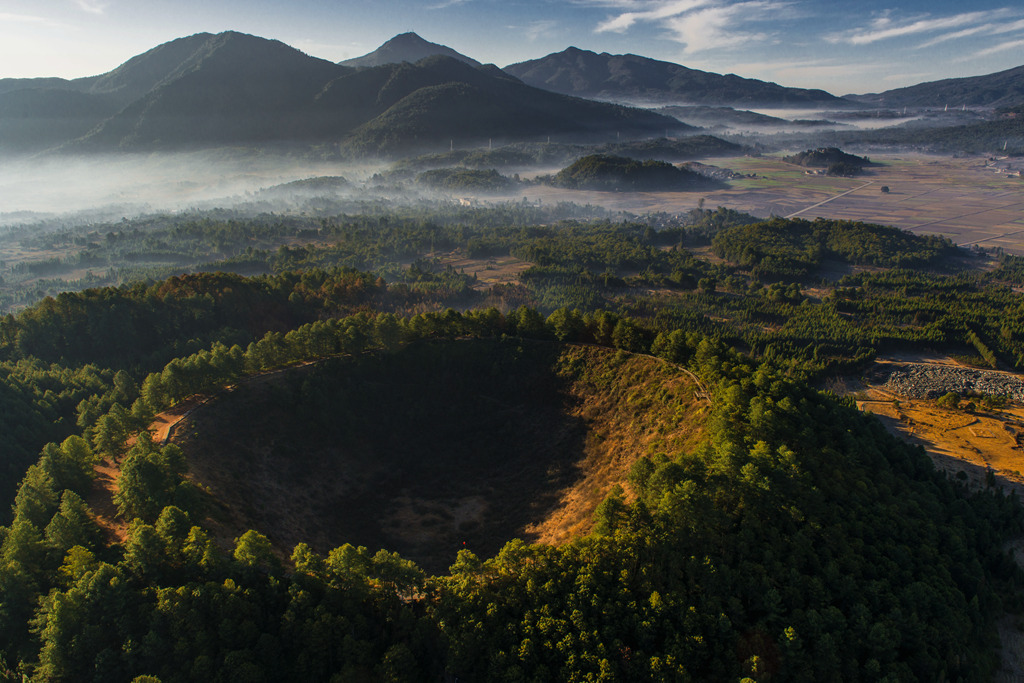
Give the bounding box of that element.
[992,18,1024,35]
[916,24,994,49]
[830,8,1019,46]
[0,13,49,23]
[594,0,712,33]
[590,0,788,53]
[73,0,108,15]
[970,37,1024,58]
[916,18,1024,49]
[525,20,559,42]
[427,0,472,9]
[663,4,765,53]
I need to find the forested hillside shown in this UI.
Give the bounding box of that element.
[551,154,713,191]
[0,202,1022,680]
[711,217,955,279]
[0,301,1019,680]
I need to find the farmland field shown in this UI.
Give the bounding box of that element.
[520,153,1024,252]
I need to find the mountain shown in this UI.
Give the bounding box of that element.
[339,32,480,68]
[504,47,849,107]
[73,32,347,149]
[73,32,229,106]
[0,89,121,151]
[848,64,1024,109]
[333,56,685,156]
[0,33,724,156]
[67,37,684,155]
[0,77,76,95]
[0,32,347,152]
[0,34,220,151]
[0,32,218,105]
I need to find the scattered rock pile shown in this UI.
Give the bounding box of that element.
[884,365,1024,402]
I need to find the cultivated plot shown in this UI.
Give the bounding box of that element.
[520,154,1024,252]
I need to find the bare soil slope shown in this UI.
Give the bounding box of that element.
[170,339,706,573]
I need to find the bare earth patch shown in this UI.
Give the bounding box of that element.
[436,252,533,290]
[852,356,1024,496]
[87,393,215,545]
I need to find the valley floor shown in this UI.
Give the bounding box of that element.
[512,153,1024,253]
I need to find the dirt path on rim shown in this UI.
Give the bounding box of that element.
[86,395,209,544]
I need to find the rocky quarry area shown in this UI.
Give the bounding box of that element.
[883,364,1024,402]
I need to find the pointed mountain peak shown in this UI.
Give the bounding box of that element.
[387,32,432,46]
[340,32,481,68]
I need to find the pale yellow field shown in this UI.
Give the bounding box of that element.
[856,383,1024,498]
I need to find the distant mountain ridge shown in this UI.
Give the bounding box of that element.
[0,31,683,156]
[848,64,1024,109]
[504,47,850,108]
[4,30,1020,157]
[339,32,480,68]
[324,56,684,156]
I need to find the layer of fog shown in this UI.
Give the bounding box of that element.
[746,108,923,130]
[0,151,393,225]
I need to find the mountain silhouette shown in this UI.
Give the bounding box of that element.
[848,64,1024,108]
[340,32,481,68]
[504,47,849,107]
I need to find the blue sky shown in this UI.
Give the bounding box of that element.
[3,0,1023,95]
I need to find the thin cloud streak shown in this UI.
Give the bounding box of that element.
[0,13,50,23]
[917,24,995,48]
[917,16,1024,48]
[831,9,1018,46]
[73,0,108,15]
[970,37,1024,58]
[525,20,559,42]
[427,0,472,9]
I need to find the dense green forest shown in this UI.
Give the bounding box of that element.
[0,304,1020,680]
[1,200,1023,680]
[551,154,713,191]
[415,167,516,192]
[781,148,871,178]
[710,217,956,279]
[782,148,870,169]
